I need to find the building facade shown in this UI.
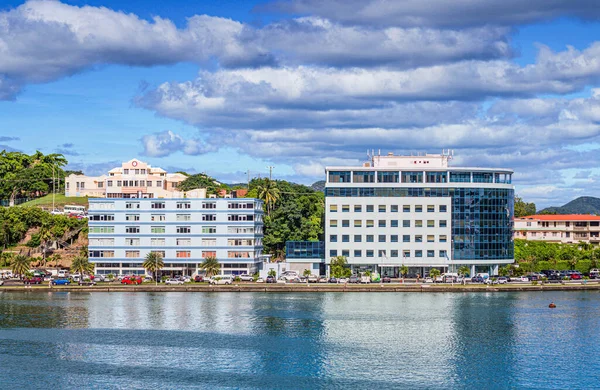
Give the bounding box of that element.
[514,215,600,245]
[65,158,206,199]
[325,151,514,277]
[88,198,264,276]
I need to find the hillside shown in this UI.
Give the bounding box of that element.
[311,180,325,192]
[539,196,600,215]
[21,194,89,210]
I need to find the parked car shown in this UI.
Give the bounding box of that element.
[348,275,360,284]
[471,276,484,283]
[266,276,276,284]
[121,277,142,285]
[57,270,69,278]
[24,276,43,285]
[360,275,371,284]
[78,280,96,286]
[308,274,319,283]
[165,278,184,285]
[338,278,348,284]
[210,275,234,285]
[0,280,3,286]
[256,277,265,283]
[194,275,204,283]
[328,277,338,284]
[497,277,508,284]
[547,274,562,282]
[238,274,254,282]
[318,277,328,283]
[518,276,530,282]
[382,276,391,283]
[424,277,434,283]
[589,268,600,279]
[570,272,583,280]
[52,279,71,286]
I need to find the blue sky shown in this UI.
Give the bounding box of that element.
[1,0,600,207]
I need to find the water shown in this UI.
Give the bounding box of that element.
[0,291,599,389]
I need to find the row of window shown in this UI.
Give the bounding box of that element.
[89,250,255,258]
[527,221,600,227]
[330,249,448,258]
[89,238,258,246]
[330,234,447,243]
[90,214,257,222]
[328,171,511,184]
[107,180,163,187]
[329,219,448,228]
[89,226,260,234]
[330,204,447,213]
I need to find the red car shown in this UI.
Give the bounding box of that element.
[121,277,143,285]
[570,272,583,280]
[24,276,44,285]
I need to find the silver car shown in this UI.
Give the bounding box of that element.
[165,278,184,285]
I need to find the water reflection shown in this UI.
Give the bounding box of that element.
[1,291,600,389]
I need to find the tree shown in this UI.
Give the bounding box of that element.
[303,269,311,278]
[514,195,536,218]
[255,179,281,216]
[330,256,351,278]
[70,256,93,280]
[11,255,31,279]
[268,269,276,278]
[177,173,227,195]
[458,266,470,277]
[399,265,408,280]
[429,268,441,280]
[49,253,62,276]
[143,252,164,285]
[499,266,511,277]
[200,256,221,277]
[38,223,53,261]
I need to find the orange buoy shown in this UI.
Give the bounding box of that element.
[549,302,556,308]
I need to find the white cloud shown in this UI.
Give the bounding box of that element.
[141,130,215,157]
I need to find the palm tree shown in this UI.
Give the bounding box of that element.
[49,253,62,276]
[200,256,221,278]
[38,223,52,261]
[143,252,164,285]
[71,255,93,281]
[11,255,31,280]
[399,265,408,281]
[458,266,470,277]
[256,179,281,216]
[429,268,441,280]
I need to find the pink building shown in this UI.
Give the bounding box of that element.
[514,214,600,245]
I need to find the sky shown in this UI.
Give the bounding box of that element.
[1,0,600,208]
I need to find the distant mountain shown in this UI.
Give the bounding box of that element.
[540,196,600,215]
[311,180,325,192]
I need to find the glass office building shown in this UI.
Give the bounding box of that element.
[325,152,514,277]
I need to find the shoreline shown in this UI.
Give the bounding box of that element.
[2,283,600,293]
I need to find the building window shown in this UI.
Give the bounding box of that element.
[401,171,423,183]
[378,220,386,227]
[330,204,338,212]
[354,250,362,257]
[439,235,447,243]
[151,238,165,246]
[427,235,435,242]
[125,251,140,258]
[354,205,362,212]
[202,226,217,234]
[366,205,374,212]
[439,205,447,212]
[377,171,399,183]
[201,239,217,246]
[439,220,447,228]
[391,235,398,243]
[427,220,435,228]
[151,202,165,209]
[427,250,435,258]
[426,172,447,183]
[378,250,386,258]
[203,214,217,221]
[354,220,362,227]
[177,238,191,246]
[176,226,191,234]
[176,214,191,222]
[440,250,448,258]
[427,205,435,212]
[202,251,216,258]
[202,202,217,209]
[125,226,140,234]
[341,250,349,257]
[415,250,423,258]
[391,205,398,212]
[177,251,191,258]
[116,180,122,187]
[378,205,386,212]
[342,235,350,243]
[449,172,471,183]
[403,235,410,243]
[366,250,374,258]
[403,250,410,258]
[342,205,350,212]
[330,250,338,257]
[415,205,423,212]
[415,235,423,243]
[403,205,410,212]
[151,214,166,221]
[126,238,140,246]
[177,202,191,209]
[366,220,374,228]
[97,182,104,188]
[366,235,374,242]
[156,181,163,187]
[391,250,399,258]
[415,220,423,228]
[354,235,362,242]
[151,226,165,234]
[342,220,350,227]
[125,202,140,209]
[330,235,337,242]
[403,220,410,227]
[378,235,386,242]
[329,171,351,183]
[391,220,398,227]
[353,171,375,183]
[330,220,338,227]
[472,172,494,183]
[125,214,140,221]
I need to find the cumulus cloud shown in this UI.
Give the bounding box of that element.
[265,0,600,28]
[141,130,215,157]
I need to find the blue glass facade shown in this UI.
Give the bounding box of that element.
[324,187,514,261]
[286,241,325,259]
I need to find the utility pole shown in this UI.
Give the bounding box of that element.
[247,170,250,189]
[267,166,274,180]
[52,165,55,212]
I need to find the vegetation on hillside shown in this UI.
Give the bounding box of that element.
[540,196,600,215]
[247,178,324,259]
[514,195,536,218]
[513,239,600,274]
[21,194,89,209]
[178,173,229,195]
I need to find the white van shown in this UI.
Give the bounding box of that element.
[209,275,234,285]
[280,271,299,282]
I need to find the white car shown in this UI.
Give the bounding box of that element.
[238,274,254,282]
[338,278,348,284]
[424,277,434,283]
[0,280,4,286]
[519,276,529,282]
[210,276,234,285]
[256,277,265,283]
[307,274,318,283]
[165,278,184,285]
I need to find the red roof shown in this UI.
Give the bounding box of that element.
[518,214,600,221]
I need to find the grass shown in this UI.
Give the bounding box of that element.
[20,194,89,209]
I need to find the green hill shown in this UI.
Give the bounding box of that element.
[539,196,600,215]
[311,180,325,192]
[21,194,89,209]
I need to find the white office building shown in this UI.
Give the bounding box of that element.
[88,198,264,276]
[325,151,514,277]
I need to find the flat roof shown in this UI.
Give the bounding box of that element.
[517,214,600,221]
[325,167,513,173]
